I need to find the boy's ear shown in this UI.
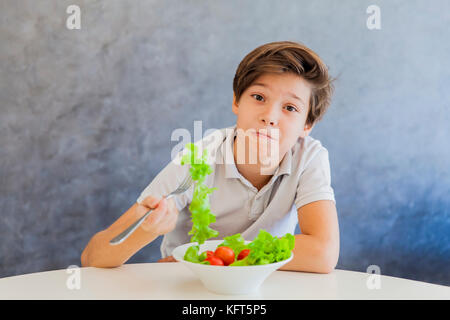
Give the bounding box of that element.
[301,122,314,138]
[232,93,239,115]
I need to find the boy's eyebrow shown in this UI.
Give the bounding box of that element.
[251,82,306,106]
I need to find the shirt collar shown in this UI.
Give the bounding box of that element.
[275,147,292,177]
[223,125,292,179]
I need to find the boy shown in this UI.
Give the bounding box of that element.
[81,41,339,273]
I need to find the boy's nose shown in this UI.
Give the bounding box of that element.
[262,119,276,126]
[259,105,279,126]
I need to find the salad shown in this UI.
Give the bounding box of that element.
[180,143,295,266]
[184,230,295,266]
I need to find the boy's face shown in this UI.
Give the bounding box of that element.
[232,72,313,169]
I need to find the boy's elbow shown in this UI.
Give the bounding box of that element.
[319,242,339,274]
[315,258,337,274]
[319,260,336,274]
[80,231,121,268]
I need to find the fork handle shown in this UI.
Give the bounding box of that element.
[109,195,172,245]
[109,209,154,245]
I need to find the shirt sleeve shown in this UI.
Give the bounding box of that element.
[136,159,193,213]
[294,147,336,209]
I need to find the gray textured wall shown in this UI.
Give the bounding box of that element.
[1,0,449,286]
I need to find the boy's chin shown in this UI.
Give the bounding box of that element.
[235,151,279,167]
[251,145,281,161]
[249,152,281,168]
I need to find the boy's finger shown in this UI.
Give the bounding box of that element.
[144,197,168,225]
[157,255,177,263]
[153,197,167,215]
[141,195,163,209]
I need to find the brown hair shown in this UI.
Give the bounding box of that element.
[233,41,335,126]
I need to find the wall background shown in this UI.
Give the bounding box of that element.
[1,0,449,286]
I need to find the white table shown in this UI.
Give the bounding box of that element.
[0,263,448,300]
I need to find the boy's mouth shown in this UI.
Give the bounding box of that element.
[253,129,278,141]
[255,132,273,139]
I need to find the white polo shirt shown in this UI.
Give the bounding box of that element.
[136,124,335,258]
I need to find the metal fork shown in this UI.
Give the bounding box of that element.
[109,174,194,245]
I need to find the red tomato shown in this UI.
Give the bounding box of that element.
[214,246,235,266]
[237,249,250,260]
[205,250,215,258]
[205,255,224,266]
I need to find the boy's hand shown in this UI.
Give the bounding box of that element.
[157,255,177,263]
[137,195,179,236]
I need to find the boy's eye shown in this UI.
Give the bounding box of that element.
[251,94,264,102]
[285,106,298,112]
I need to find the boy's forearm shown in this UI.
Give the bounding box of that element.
[278,234,338,273]
[81,227,158,268]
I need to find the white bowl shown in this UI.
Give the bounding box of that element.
[172,240,293,295]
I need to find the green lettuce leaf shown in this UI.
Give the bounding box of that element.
[183,245,210,264]
[229,256,250,266]
[181,143,219,245]
[184,245,201,263]
[233,230,295,266]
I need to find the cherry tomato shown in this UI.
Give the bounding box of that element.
[237,249,250,260]
[199,250,215,262]
[214,246,235,266]
[205,255,224,266]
